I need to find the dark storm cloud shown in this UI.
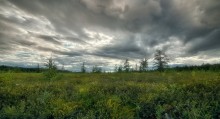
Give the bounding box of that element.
[1,0,220,69]
[188,28,220,54]
[79,0,220,55]
[95,37,148,59]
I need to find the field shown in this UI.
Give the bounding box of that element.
[0,71,219,119]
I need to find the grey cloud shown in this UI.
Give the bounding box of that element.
[28,32,61,45]
[94,36,149,60]
[188,28,220,54]
[16,39,37,47]
[0,32,18,52]
[38,34,60,44]
[1,0,220,70]
[65,36,90,45]
[36,46,82,57]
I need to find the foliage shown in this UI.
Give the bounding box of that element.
[0,71,219,118]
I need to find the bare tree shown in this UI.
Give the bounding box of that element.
[154,50,169,71]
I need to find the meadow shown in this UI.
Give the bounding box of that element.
[0,71,219,119]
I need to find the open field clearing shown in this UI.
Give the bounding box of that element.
[0,71,219,118]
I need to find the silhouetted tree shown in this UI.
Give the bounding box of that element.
[81,62,86,73]
[45,57,57,70]
[92,65,102,73]
[123,59,130,72]
[118,65,123,72]
[154,50,169,71]
[139,58,148,72]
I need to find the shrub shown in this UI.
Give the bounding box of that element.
[43,57,58,80]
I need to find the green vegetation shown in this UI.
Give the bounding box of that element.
[0,71,219,118]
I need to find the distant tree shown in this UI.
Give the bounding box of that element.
[92,65,102,73]
[45,57,57,71]
[81,62,86,73]
[154,50,169,71]
[123,59,130,72]
[118,65,123,72]
[44,57,57,79]
[139,58,148,72]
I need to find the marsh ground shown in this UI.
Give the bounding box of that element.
[0,71,219,118]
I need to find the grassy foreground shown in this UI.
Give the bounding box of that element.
[0,71,219,119]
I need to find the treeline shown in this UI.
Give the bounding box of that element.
[2,63,220,73]
[0,65,70,73]
[0,65,41,73]
[169,63,220,71]
[1,50,220,73]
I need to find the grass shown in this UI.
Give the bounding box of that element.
[0,71,219,118]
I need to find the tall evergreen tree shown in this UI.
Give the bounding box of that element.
[154,50,169,71]
[123,59,130,72]
[45,57,57,70]
[139,58,148,72]
[81,62,86,73]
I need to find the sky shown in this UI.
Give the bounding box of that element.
[0,0,220,71]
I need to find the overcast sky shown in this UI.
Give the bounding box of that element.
[0,0,220,71]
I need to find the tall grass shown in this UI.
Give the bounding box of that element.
[0,71,219,118]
